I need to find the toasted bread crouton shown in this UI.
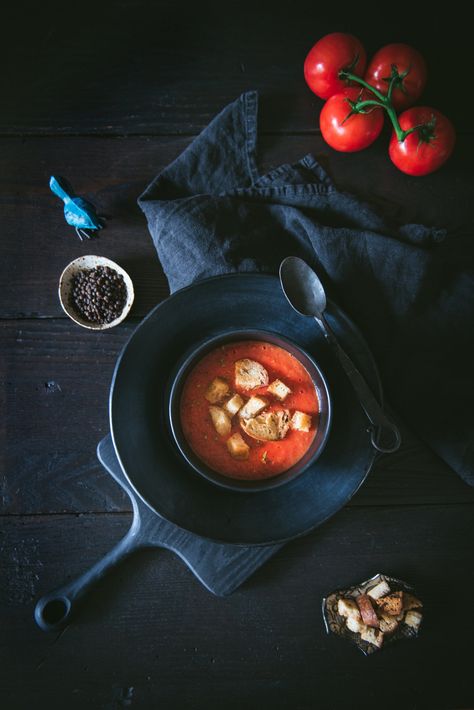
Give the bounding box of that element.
[375,591,404,617]
[209,406,231,436]
[241,410,290,441]
[267,379,292,401]
[379,614,399,634]
[226,432,250,460]
[337,598,361,620]
[239,396,268,420]
[235,359,269,390]
[346,615,366,634]
[223,393,244,417]
[356,594,379,628]
[290,410,312,432]
[404,610,422,630]
[205,377,230,404]
[360,627,384,649]
[367,580,391,600]
[403,593,423,611]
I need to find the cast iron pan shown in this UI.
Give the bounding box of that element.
[34,273,382,631]
[34,435,283,632]
[110,274,381,545]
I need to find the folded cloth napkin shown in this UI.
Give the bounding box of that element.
[138,91,474,486]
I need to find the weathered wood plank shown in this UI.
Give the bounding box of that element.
[1,505,473,709]
[1,319,132,513]
[1,134,472,319]
[2,0,470,135]
[2,319,474,515]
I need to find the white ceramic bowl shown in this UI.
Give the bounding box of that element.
[58,255,134,330]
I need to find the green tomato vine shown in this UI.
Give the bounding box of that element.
[338,67,434,142]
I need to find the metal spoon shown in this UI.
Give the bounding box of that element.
[279,256,401,453]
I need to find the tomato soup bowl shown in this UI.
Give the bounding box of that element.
[168,329,332,492]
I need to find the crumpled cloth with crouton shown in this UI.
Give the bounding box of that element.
[138,91,473,486]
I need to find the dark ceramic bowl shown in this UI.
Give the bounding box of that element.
[168,329,332,492]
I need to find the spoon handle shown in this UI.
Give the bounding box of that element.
[317,316,401,453]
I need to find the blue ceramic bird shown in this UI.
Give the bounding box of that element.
[49,175,105,240]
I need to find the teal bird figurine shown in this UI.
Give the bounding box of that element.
[49,175,105,240]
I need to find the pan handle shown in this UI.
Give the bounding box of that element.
[34,522,140,632]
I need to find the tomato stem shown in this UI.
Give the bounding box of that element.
[339,70,386,101]
[385,102,408,142]
[386,70,397,103]
[352,99,386,112]
[339,69,409,142]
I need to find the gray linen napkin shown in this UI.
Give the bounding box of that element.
[139,91,474,486]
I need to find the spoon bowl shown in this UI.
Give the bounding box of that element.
[280,256,327,318]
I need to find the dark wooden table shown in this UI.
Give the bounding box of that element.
[2,2,474,708]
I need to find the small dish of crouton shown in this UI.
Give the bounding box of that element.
[323,573,423,655]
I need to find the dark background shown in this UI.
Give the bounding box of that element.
[1,1,473,708]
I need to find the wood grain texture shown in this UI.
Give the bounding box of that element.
[1,134,473,319]
[3,0,471,135]
[2,318,473,515]
[2,6,473,706]
[1,505,473,709]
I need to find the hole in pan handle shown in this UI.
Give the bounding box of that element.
[34,524,140,632]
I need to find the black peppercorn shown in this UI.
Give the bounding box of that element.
[70,266,127,324]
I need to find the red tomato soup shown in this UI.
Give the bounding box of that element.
[179,340,320,480]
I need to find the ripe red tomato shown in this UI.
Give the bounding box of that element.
[304,33,367,100]
[389,107,455,176]
[319,88,384,152]
[365,44,427,112]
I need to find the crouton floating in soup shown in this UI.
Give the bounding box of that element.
[208,406,232,436]
[290,410,312,432]
[205,376,229,404]
[227,432,250,460]
[267,379,292,401]
[241,410,290,441]
[223,393,244,417]
[239,395,268,420]
[234,358,269,390]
